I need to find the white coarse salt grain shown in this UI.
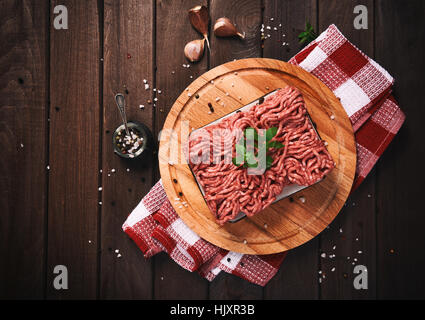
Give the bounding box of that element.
[175,197,180,201]
[117,254,122,258]
[318,270,322,274]
[126,168,130,172]
[211,80,214,84]
[115,249,119,253]
[243,239,247,244]
[321,253,326,258]
[98,187,102,191]
[299,196,306,203]
[264,223,268,229]
[332,245,336,250]
[208,111,212,115]
[153,88,156,92]
[168,160,174,166]
[178,206,183,209]
[355,237,359,241]
[358,250,363,254]
[88,240,92,243]
[319,278,322,283]
[330,114,335,120]
[187,93,192,97]
[139,104,145,109]
[339,228,343,233]
[144,83,149,90]
[99,202,102,205]
[46,165,50,170]
[143,79,147,83]
[273,27,277,31]
[20,143,24,148]
[331,267,336,272]
[111,168,116,173]
[215,97,220,102]
[158,90,162,94]
[266,26,271,30]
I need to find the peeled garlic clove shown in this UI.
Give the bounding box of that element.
[184,39,205,62]
[213,17,245,39]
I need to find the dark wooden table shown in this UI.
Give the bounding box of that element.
[1,0,424,300]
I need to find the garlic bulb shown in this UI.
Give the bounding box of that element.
[213,17,245,39]
[184,39,205,62]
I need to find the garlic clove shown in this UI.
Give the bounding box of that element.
[188,5,210,51]
[184,39,205,62]
[213,17,245,39]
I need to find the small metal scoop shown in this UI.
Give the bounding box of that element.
[115,93,130,136]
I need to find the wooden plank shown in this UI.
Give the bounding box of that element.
[47,0,100,299]
[208,0,264,299]
[317,0,376,299]
[0,0,48,299]
[263,0,317,61]
[375,0,425,299]
[100,0,154,299]
[263,0,319,300]
[153,0,209,299]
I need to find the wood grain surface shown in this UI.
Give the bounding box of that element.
[158,58,356,254]
[1,0,424,299]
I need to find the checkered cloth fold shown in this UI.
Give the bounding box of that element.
[123,25,405,286]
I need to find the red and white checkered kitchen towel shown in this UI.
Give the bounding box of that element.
[289,24,405,189]
[123,24,405,286]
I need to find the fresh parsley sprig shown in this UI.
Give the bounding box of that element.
[298,21,317,45]
[232,127,284,170]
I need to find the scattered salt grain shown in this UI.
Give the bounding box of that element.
[211,80,214,84]
[332,245,336,250]
[143,79,147,84]
[264,223,268,229]
[20,143,24,148]
[99,202,102,205]
[111,169,116,173]
[187,93,192,97]
[117,254,122,258]
[139,104,145,109]
[330,114,335,120]
[168,160,174,166]
[299,196,306,203]
[115,249,119,253]
[331,267,336,272]
[339,228,343,233]
[321,253,326,258]
[158,90,162,94]
[175,197,180,201]
[88,240,92,243]
[243,239,247,244]
[126,168,130,172]
[266,26,271,30]
[98,187,102,191]
[46,165,50,170]
[358,250,362,254]
[215,97,220,102]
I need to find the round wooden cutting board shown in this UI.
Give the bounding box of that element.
[158,58,356,254]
